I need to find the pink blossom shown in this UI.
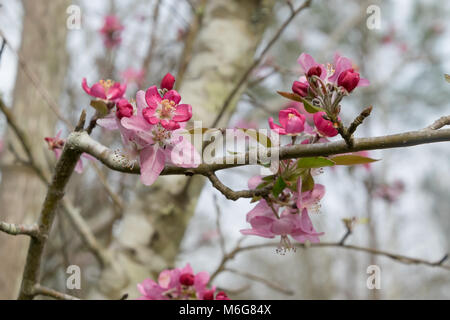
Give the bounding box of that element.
[82,78,126,103]
[268,108,305,135]
[295,178,325,213]
[141,85,192,131]
[99,15,124,49]
[137,263,225,300]
[328,53,369,91]
[373,180,405,203]
[240,199,323,250]
[45,131,94,174]
[121,68,145,87]
[297,53,327,80]
[117,89,200,186]
[313,111,338,137]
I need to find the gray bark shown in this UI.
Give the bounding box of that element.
[0,0,70,299]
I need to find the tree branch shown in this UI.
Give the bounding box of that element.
[206,172,273,201]
[0,221,40,238]
[33,284,80,300]
[66,118,450,176]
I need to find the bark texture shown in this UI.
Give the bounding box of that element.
[0,0,70,299]
[89,0,275,299]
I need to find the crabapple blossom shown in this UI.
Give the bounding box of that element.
[141,85,192,131]
[99,15,124,49]
[268,108,306,135]
[121,68,145,87]
[328,53,370,92]
[137,264,226,300]
[82,78,126,105]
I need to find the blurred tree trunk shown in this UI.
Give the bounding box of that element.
[0,0,70,299]
[90,0,275,299]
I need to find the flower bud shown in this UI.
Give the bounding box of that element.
[160,73,176,91]
[116,99,134,119]
[215,291,230,300]
[337,68,360,93]
[179,273,195,286]
[203,290,215,300]
[313,112,338,137]
[307,66,322,78]
[292,81,308,97]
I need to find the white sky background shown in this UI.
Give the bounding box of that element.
[0,0,449,299]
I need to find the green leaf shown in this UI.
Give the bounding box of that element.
[262,175,276,182]
[445,74,450,83]
[277,91,303,102]
[298,97,325,114]
[90,100,109,117]
[301,172,315,192]
[330,154,379,166]
[239,128,272,148]
[297,157,335,169]
[272,176,286,198]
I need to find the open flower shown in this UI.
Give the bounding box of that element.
[99,15,124,49]
[140,86,192,131]
[269,108,306,135]
[240,199,323,250]
[295,178,325,213]
[45,131,95,174]
[328,53,370,92]
[137,264,225,300]
[82,78,126,104]
[297,53,327,80]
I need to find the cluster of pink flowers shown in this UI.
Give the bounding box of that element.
[292,52,369,97]
[87,73,200,186]
[45,131,95,173]
[137,264,229,300]
[241,53,371,252]
[99,15,125,49]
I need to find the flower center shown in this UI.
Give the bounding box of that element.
[152,125,172,146]
[99,79,115,93]
[288,113,296,120]
[157,99,176,119]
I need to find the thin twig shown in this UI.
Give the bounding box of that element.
[211,0,312,127]
[213,194,226,255]
[33,284,80,300]
[224,267,294,296]
[206,172,273,201]
[347,106,373,135]
[0,221,40,238]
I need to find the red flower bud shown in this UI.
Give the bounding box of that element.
[292,81,308,97]
[215,291,230,300]
[160,73,176,91]
[337,68,360,93]
[307,66,322,78]
[179,273,195,286]
[203,290,215,300]
[116,99,134,119]
[313,112,338,137]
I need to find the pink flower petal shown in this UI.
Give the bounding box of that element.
[172,104,192,122]
[145,86,161,110]
[139,145,166,186]
[163,90,181,104]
